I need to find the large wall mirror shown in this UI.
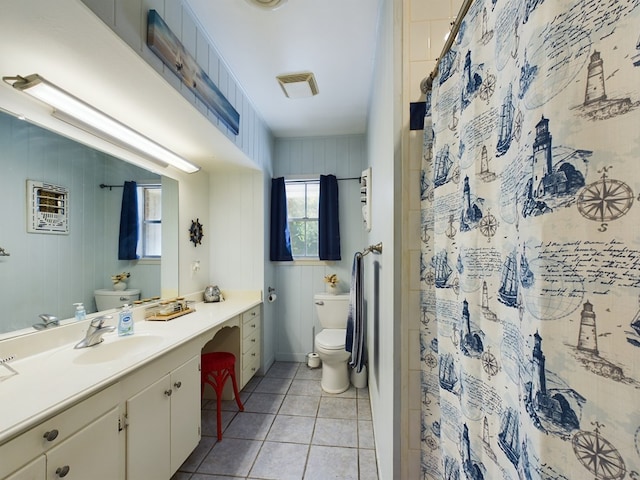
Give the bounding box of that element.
[0,109,179,336]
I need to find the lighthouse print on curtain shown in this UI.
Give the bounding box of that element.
[420,0,640,479]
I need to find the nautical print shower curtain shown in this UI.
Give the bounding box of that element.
[419,1,640,479]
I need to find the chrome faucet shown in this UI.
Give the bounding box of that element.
[74,315,115,349]
[33,314,60,330]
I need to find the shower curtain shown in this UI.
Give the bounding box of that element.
[420,1,640,479]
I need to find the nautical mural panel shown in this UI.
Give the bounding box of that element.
[420,0,640,479]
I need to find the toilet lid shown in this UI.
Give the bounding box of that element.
[316,329,346,350]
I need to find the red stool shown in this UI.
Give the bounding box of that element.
[201,352,244,441]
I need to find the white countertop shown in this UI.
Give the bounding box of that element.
[0,291,261,444]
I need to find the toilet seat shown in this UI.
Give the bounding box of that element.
[316,328,346,350]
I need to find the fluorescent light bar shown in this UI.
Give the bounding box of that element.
[4,74,200,174]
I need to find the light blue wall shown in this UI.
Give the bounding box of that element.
[0,111,161,333]
[272,135,367,361]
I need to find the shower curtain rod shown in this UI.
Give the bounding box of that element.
[420,0,475,94]
[284,176,361,183]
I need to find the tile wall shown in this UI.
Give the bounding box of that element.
[403,0,462,478]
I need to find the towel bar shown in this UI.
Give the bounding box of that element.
[360,242,382,256]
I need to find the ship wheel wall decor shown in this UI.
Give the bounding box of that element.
[189,218,204,247]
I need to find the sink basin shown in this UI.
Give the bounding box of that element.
[72,334,164,365]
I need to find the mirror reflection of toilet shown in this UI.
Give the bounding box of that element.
[94,289,141,311]
[314,293,350,393]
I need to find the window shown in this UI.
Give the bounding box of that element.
[285,179,319,258]
[137,184,161,258]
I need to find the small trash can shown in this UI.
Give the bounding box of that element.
[351,365,367,389]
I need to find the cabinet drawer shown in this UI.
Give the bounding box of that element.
[243,318,260,340]
[242,344,261,384]
[242,325,260,353]
[242,342,260,369]
[241,306,260,326]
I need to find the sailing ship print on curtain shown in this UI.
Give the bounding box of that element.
[420,1,640,479]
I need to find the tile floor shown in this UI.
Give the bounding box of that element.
[171,362,379,480]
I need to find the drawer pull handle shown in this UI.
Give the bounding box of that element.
[252,352,256,357]
[252,367,256,372]
[165,389,173,397]
[251,312,256,316]
[251,339,256,343]
[251,323,256,328]
[56,466,70,477]
[43,429,59,442]
[174,381,182,389]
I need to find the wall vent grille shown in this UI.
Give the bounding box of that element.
[27,180,69,234]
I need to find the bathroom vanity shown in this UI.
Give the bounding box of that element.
[0,291,262,479]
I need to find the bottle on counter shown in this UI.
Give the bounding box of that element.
[118,304,134,336]
[73,302,86,322]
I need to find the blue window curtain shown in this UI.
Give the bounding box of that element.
[319,174,341,261]
[270,177,293,261]
[118,180,139,260]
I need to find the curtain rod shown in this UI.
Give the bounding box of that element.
[285,176,361,184]
[420,0,475,94]
[99,182,161,191]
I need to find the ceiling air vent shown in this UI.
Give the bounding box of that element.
[245,0,288,10]
[276,72,319,99]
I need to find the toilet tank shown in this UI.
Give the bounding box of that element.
[94,289,141,311]
[314,293,350,329]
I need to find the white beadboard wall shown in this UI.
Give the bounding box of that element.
[272,135,367,362]
[0,111,161,333]
[403,0,462,478]
[209,168,264,292]
[80,0,268,167]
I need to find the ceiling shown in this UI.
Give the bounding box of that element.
[185,0,382,138]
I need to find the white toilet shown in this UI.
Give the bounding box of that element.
[94,289,141,311]
[314,293,351,393]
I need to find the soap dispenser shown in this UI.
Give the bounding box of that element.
[118,304,134,336]
[73,302,86,322]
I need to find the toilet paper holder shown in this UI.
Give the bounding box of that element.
[267,286,277,303]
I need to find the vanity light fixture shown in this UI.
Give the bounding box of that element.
[3,74,200,174]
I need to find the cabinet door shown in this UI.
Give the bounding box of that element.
[126,374,171,480]
[170,355,201,474]
[46,407,119,480]
[5,456,45,480]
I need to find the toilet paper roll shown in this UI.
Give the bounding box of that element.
[268,293,277,303]
[308,352,320,368]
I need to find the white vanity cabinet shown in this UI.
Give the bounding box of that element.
[125,354,200,480]
[0,295,263,480]
[4,457,45,480]
[45,407,120,480]
[0,384,120,480]
[241,304,261,388]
